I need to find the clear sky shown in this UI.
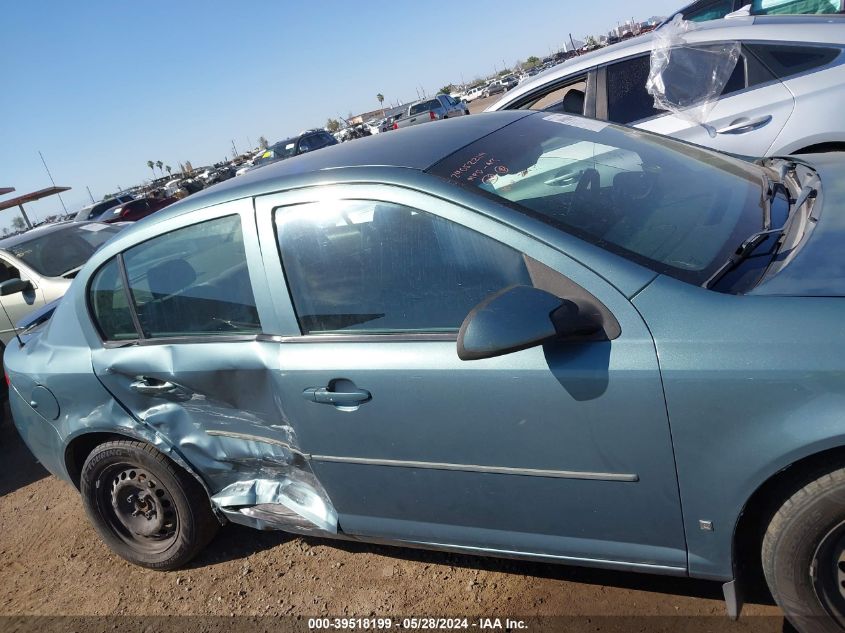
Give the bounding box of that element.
[0,0,681,227]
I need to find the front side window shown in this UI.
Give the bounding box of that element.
[276,200,531,334]
[428,113,765,287]
[121,215,261,338]
[89,258,138,341]
[524,78,588,114]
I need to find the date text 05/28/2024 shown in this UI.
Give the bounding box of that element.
[308,618,528,630]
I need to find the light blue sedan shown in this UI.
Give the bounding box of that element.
[6,111,845,632]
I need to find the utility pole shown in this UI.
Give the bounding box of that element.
[231,139,239,158]
[37,150,67,213]
[86,186,95,203]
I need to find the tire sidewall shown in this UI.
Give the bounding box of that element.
[765,476,845,633]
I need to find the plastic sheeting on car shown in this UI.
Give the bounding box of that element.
[645,15,741,135]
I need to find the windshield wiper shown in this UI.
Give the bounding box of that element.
[703,225,788,289]
[703,175,790,289]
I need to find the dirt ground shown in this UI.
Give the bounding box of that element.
[0,410,789,632]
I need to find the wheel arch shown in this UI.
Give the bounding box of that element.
[65,431,125,489]
[792,142,845,155]
[732,445,845,587]
[64,429,215,509]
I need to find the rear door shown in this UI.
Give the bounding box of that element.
[601,48,794,156]
[87,199,295,496]
[254,183,688,571]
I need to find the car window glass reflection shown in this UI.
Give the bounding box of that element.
[121,215,261,338]
[275,200,531,335]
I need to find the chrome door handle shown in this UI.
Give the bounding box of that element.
[716,115,772,135]
[130,377,178,396]
[302,386,371,406]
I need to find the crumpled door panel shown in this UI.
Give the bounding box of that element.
[90,341,338,535]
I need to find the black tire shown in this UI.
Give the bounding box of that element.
[763,468,845,633]
[465,110,470,116]
[80,440,218,570]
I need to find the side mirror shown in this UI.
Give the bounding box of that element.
[0,278,31,296]
[457,285,603,361]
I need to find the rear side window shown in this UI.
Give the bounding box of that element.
[606,56,662,124]
[746,43,841,79]
[89,258,138,341]
[120,215,261,339]
[606,51,748,124]
[751,0,842,14]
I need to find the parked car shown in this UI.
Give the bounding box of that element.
[392,94,469,129]
[100,196,178,223]
[9,111,845,631]
[240,130,338,174]
[0,221,123,346]
[666,0,844,24]
[499,75,518,91]
[162,179,190,199]
[488,16,845,157]
[482,81,507,98]
[463,86,485,102]
[74,195,134,222]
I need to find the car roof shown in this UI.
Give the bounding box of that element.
[0,221,105,249]
[153,111,530,219]
[489,15,845,111]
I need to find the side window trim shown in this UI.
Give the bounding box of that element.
[116,253,146,341]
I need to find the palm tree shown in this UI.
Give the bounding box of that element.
[376,93,385,116]
[156,160,164,176]
[165,165,172,176]
[147,160,155,180]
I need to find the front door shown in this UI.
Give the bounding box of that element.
[256,185,687,571]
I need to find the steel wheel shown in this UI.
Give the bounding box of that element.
[81,440,219,569]
[97,463,179,553]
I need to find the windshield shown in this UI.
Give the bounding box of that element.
[271,140,299,160]
[7,223,122,277]
[409,100,440,116]
[428,113,765,287]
